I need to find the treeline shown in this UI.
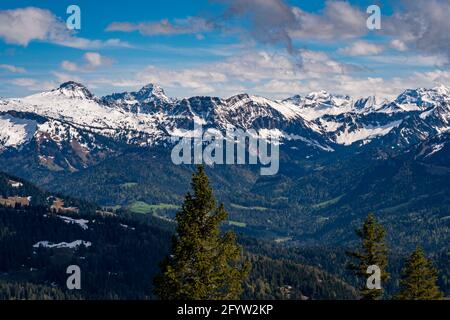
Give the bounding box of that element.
[239,233,449,298]
[0,281,80,300]
[242,254,357,300]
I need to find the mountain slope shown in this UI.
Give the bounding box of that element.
[1,82,449,169]
[0,171,359,300]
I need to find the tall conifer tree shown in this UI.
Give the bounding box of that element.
[347,213,389,300]
[395,247,443,300]
[154,166,249,300]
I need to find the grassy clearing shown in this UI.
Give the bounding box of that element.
[121,182,138,189]
[274,237,293,244]
[103,205,122,211]
[228,220,247,228]
[230,203,268,211]
[311,195,344,209]
[128,201,180,214]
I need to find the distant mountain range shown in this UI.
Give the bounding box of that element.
[0,81,449,171]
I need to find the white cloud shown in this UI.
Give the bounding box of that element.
[0,7,55,46]
[415,69,450,85]
[9,77,55,91]
[55,38,131,50]
[9,78,36,86]
[366,54,447,68]
[52,71,82,84]
[61,60,78,71]
[8,50,450,101]
[0,64,26,73]
[251,72,449,101]
[390,39,408,52]
[255,79,304,95]
[290,1,367,41]
[105,0,368,59]
[106,17,213,36]
[84,53,103,68]
[135,65,228,94]
[83,50,368,98]
[83,52,113,69]
[60,52,114,72]
[338,41,384,56]
[383,0,450,61]
[0,7,130,49]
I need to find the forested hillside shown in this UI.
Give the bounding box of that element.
[0,172,358,300]
[14,144,448,256]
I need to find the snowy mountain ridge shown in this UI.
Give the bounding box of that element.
[0,81,449,170]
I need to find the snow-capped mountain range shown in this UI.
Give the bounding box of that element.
[0,81,449,170]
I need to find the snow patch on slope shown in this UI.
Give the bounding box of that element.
[424,143,445,158]
[250,96,302,120]
[33,240,92,249]
[57,216,89,230]
[335,121,402,146]
[0,114,37,148]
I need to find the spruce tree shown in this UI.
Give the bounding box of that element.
[395,247,443,300]
[347,213,389,300]
[154,166,249,300]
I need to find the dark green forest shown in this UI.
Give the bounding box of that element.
[0,171,359,299]
[0,170,448,299]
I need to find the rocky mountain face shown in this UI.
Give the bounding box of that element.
[0,81,449,171]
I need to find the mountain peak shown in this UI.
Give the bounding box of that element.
[306,90,331,100]
[99,83,172,112]
[55,81,94,100]
[354,95,377,109]
[395,86,449,109]
[136,83,169,102]
[283,94,303,105]
[59,81,85,89]
[433,84,450,96]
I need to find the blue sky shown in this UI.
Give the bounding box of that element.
[0,0,449,99]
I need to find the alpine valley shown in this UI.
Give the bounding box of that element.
[0,81,449,297]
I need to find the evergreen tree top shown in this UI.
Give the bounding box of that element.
[396,246,444,300]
